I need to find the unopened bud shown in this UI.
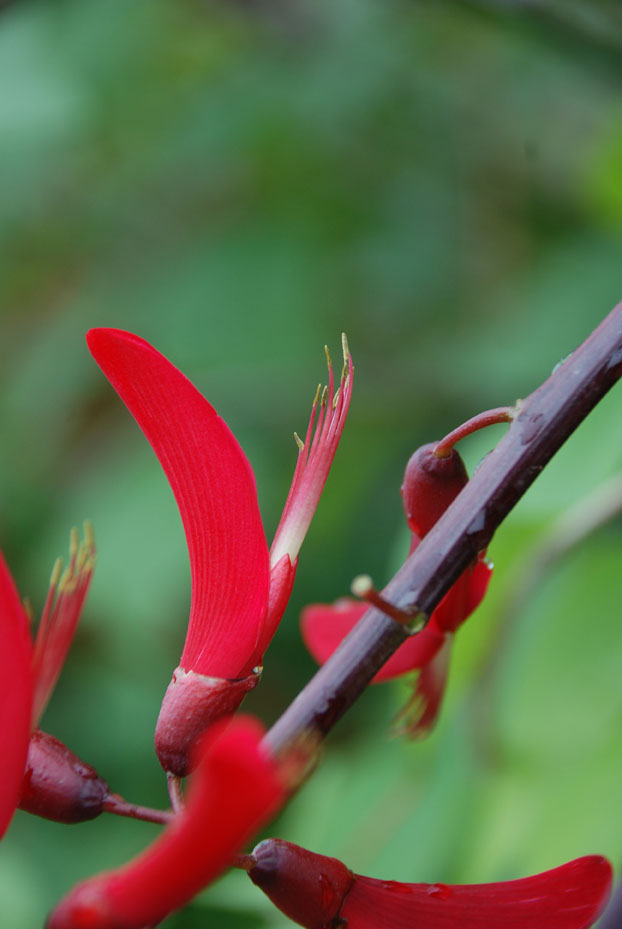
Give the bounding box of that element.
[401,443,468,538]
[248,838,354,929]
[20,729,109,824]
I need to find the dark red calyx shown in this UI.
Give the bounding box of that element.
[19,729,110,824]
[155,666,262,777]
[248,839,355,929]
[401,443,468,538]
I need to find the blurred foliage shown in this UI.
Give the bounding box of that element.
[0,0,621,926]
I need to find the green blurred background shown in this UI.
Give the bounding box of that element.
[0,0,621,925]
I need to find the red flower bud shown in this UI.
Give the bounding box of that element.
[19,729,110,824]
[401,443,468,538]
[249,839,354,929]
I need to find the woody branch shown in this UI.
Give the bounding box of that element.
[265,301,622,761]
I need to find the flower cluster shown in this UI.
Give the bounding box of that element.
[0,330,614,929]
[302,442,492,736]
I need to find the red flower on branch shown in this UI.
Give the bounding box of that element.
[301,443,492,736]
[47,716,286,929]
[248,838,613,929]
[87,329,352,775]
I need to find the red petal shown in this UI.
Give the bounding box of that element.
[0,551,33,838]
[87,329,270,678]
[392,635,452,738]
[47,716,286,929]
[465,558,493,617]
[301,600,446,682]
[343,856,612,929]
[257,554,298,657]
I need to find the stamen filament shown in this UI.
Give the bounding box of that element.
[270,336,353,567]
[31,523,96,725]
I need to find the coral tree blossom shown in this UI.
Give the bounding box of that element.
[47,716,286,929]
[248,838,613,929]
[301,444,491,735]
[87,329,352,776]
[0,551,34,838]
[0,527,106,832]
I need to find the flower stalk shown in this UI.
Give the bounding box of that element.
[264,301,622,763]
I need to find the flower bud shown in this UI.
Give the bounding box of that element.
[19,729,109,824]
[248,839,354,929]
[401,443,468,538]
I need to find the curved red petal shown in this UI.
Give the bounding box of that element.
[87,329,270,678]
[343,856,612,929]
[257,554,298,658]
[392,635,452,739]
[0,552,33,838]
[47,716,286,929]
[465,558,493,618]
[301,600,445,682]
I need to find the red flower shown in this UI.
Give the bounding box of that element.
[248,838,613,929]
[0,550,34,839]
[47,716,286,929]
[0,527,103,831]
[86,329,352,775]
[301,444,492,736]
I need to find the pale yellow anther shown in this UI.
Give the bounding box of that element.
[351,574,374,598]
[76,542,88,573]
[324,344,331,370]
[320,385,328,407]
[341,332,350,379]
[83,519,95,551]
[58,565,72,594]
[69,527,79,561]
[332,386,341,411]
[294,432,304,452]
[312,383,322,408]
[49,557,63,589]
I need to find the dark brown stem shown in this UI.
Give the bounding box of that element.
[264,302,622,760]
[102,794,173,826]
